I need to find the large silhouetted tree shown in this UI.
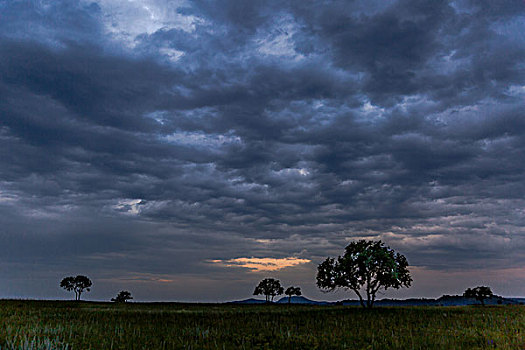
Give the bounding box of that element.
[285,286,302,304]
[253,278,284,303]
[317,240,412,308]
[60,275,92,301]
[464,286,493,306]
[111,290,133,303]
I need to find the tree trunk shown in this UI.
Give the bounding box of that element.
[366,299,372,308]
[370,293,376,308]
[365,273,373,308]
[352,289,366,308]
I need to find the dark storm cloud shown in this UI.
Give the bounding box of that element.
[0,0,524,300]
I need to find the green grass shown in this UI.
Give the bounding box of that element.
[0,300,523,349]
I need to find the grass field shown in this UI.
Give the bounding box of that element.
[0,300,523,349]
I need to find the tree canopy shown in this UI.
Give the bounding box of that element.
[284,286,302,304]
[253,278,284,303]
[112,290,133,303]
[463,286,493,306]
[316,240,412,308]
[60,275,92,301]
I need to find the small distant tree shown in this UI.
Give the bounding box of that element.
[317,240,412,308]
[111,290,133,303]
[285,286,302,304]
[464,286,493,306]
[253,278,284,303]
[60,275,92,301]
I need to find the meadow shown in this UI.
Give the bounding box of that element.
[0,300,523,349]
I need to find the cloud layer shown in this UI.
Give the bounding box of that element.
[0,0,524,301]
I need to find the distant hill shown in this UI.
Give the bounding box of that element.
[229,296,329,305]
[229,295,523,306]
[276,296,330,305]
[228,298,268,304]
[340,295,521,306]
[431,295,519,306]
[509,298,525,304]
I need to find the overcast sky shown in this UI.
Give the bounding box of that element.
[1,0,524,302]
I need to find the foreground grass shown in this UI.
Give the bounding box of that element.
[0,301,523,349]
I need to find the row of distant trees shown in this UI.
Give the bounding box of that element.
[252,240,495,308]
[59,276,132,303]
[253,278,301,303]
[60,240,495,308]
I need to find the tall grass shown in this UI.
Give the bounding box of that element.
[0,301,523,349]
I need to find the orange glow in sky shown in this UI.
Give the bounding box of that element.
[211,257,311,272]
